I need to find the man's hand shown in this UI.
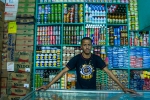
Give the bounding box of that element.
[36,85,49,91]
[122,88,138,94]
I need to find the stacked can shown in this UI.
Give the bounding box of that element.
[130,47,150,68]
[107,5,127,24]
[108,70,128,90]
[63,4,83,23]
[37,26,61,45]
[128,0,139,30]
[108,26,128,46]
[85,24,106,45]
[63,46,81,67]
[130,70,150,90]
[130,31,149,47]
[85,4,106,24]
[38,4,62,24]
[107,47,129,68]
[63,25,84,44]
[39,0,51,3]
[93,46,106,60]
[35,69,60,89]
[36,46,61,68]
[96,69,108,90]
[85,0,128,3]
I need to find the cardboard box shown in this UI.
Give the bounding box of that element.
[1,78,7,88]
[1,69,8,77]
[7,88,30,96]
[16,13,34,18]
[17,7,35,13]
[7,80,31,88]
[18,3,35,8]
[8,34,16,46]
[17,30,34,34]
[14,62,32,73]
[2,62,7,69]
[7,46,15,62]
[16,35,33,40]
[0,11,5,21]
[17,24,34,30]
[1,88,6,95]
[0,21,4,31]
[7,95,24,100]
[16,46,33,51]
[16,40,33,46]
[14,51,32,62]
[8,72,31,81]
[0,1,5,11]
[16,18,34,24]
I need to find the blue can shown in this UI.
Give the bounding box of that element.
[37,14,41,24]
[44,14,48,24]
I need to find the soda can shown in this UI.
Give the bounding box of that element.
[44,14,48,24]
[37,15,41,24]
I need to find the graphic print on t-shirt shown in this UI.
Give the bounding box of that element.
[80,62,95,80]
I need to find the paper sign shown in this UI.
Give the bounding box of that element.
[25,68,30,72]
[7,62,14,71]
[5,0,19,12]
[24,84,29,88]
[4,11,17,21]
[8,22,17,33]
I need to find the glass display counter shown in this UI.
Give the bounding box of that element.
[20,89,150,100]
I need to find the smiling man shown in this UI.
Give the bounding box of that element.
[37,37,137,94]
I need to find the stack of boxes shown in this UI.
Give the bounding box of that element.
[0,1,6,96]
[0,0,35,99]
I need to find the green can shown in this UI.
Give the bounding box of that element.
[48,14,51,23]
[55,4,58,13]
[58,4,62,13]
[40,14,44,24]
[51,4,54,13]
[54,13,57,23]
[58,14,61,23]
[51,14,54,23]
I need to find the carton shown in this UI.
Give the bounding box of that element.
[17,13,34,18]
[7,95,24,100]
[7,46,15,62]
[17,7,35,13]
[0,1,5,11]
[17,24,34,30]
[16,45,33,51]
[17,30,34,34]
[1,69,8,77]
[1,88,6,95]
[8,72,31,81]
[7,88,30,96]
[1,78,7,88]
[7,80,31,89]
[16,18,34,24]
[14,51,32,62]
[2,62,7,69]
[16,35,33,40]
[14,62,32,73]
[8,34,16,46]
[0,11,5,21]
[18,3,35,8]
[16,40,34,46]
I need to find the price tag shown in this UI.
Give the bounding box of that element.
[24,84,29,88]
[7,62,14,71]
[25,68,30,72]
[8,22,17,34]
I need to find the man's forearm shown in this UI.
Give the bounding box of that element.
[107,71,125,90]
[47,71,65,88]
[46,67,69,88]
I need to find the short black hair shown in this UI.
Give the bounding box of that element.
[81,37,92,44]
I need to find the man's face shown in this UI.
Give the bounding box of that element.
[81,39,92,54]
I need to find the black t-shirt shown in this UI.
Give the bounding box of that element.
[66,53,106,90]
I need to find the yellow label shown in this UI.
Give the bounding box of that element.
[8,22,17,34]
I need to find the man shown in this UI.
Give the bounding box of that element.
[37,37,136,94]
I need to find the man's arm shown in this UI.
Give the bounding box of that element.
[103,67,125,90]
[37,67,69,90]
[103,67,137,94]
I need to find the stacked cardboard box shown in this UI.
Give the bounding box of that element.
[0,1,5,97]
[0,0,35,99]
